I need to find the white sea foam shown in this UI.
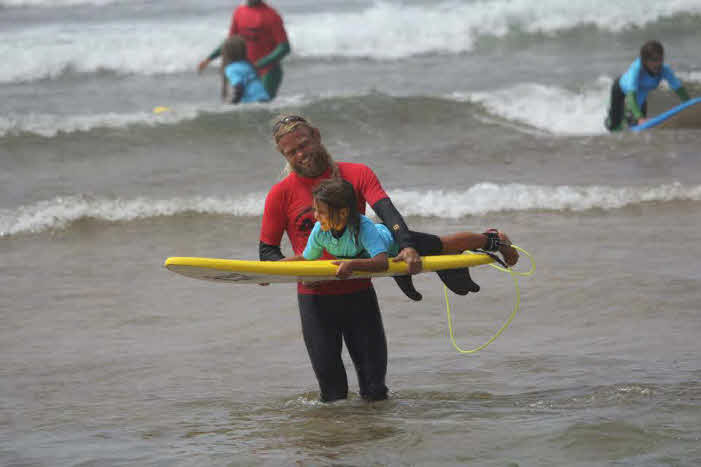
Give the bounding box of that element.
[0,193,266,237]
[0,70,685,138]
[290,0,701,59]
[389,182,701,218]
[0,0,126,6]
[0,19,216,84]
[461,71,701,136]
[2,0,700,83]
[678,71,701,83]
[0,110,186,138]
[455,77,613,136]
[0,95,305,137]
[3,182,700,236]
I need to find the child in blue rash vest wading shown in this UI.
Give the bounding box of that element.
[283,177,519,282]
[220,35,270,104]
[605,40,690,132]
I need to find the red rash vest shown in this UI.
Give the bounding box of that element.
[229,2,288,76]
[260,162,389,295]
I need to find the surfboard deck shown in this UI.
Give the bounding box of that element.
[164,253,495,284]
[630,97,701,132]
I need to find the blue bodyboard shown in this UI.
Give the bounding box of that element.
[630,97,701,132]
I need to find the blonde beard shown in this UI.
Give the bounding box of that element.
[280,146,339,179]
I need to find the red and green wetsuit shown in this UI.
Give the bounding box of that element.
[208,1,290,99]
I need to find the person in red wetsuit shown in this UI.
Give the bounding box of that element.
[198,0,290,99]
[260,114,517,402]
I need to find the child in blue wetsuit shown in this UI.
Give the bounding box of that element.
[220,35,270,104]
[284,177,519,282]
[605,40,690,131]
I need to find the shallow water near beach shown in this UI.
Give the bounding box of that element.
[2,0,701,465]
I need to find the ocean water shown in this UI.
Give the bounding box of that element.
[2,0,701,466]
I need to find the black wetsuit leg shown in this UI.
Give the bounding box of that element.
[340,287,388,401]
[393,230,480,299]
[298,293,347,402]
[605,76,625,131]
[391,230,444,301]
[298,287,388,402]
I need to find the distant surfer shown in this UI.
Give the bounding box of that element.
[604,40,690,132]
[259,114,519,402]
[198,0,290,100]
[219,35,270,103]
[283,177,518,282]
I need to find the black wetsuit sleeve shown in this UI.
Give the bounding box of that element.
[259,241,284,261]
[371,197,416,251]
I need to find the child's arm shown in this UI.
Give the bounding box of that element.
[333,253,389,280]
[662,66,690,102]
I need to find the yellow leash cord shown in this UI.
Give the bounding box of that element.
[445,245,535,354]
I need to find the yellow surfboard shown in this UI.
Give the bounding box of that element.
[164,253,495,284]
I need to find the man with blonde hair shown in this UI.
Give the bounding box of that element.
[259,114,515,402]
